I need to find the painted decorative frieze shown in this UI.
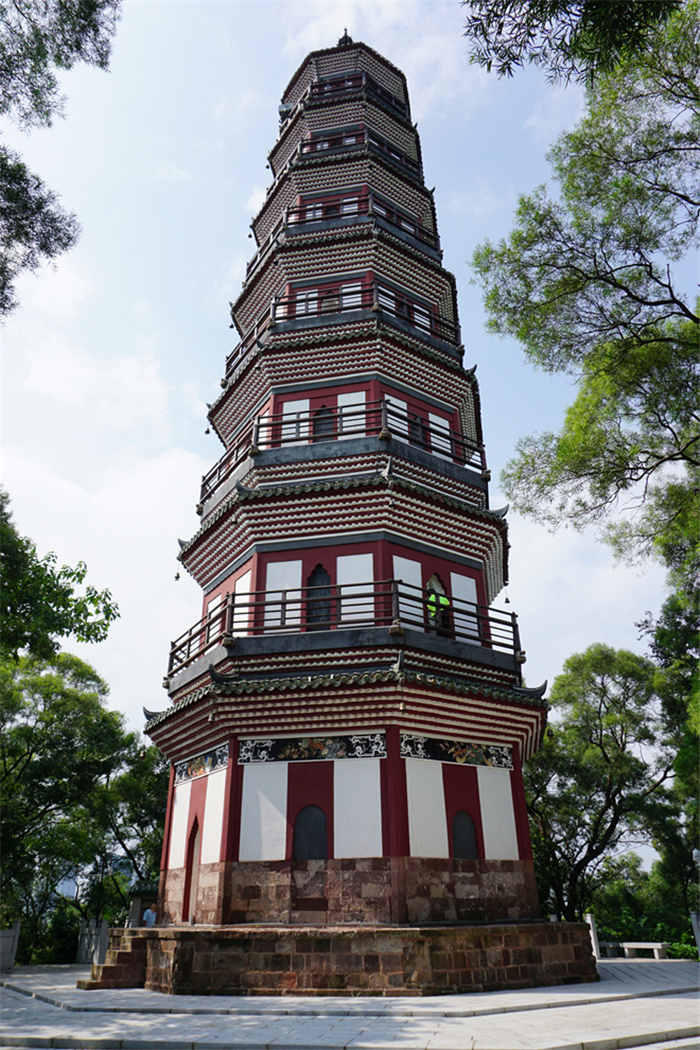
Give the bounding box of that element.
[238,732,386,763]
[174,743,229,783]
[400,733,512,769]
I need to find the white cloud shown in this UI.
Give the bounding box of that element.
[152,160,194,184]
[214,88,269,123]
[13,255,93,323]
[6,255,170,438]
[2,446,206,731]
[444,179,517,221]
[24,336,168,431]
[524,85,584,142]
[505,515,665,693]
[245,184,267,215]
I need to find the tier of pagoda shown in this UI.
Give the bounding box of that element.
[146,35,547,930]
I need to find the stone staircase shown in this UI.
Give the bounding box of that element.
[76,929,148,990]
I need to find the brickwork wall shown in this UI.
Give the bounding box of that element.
[129,921,595,996]
[161,857,540,927]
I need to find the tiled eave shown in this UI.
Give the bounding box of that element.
[145,667,547,733]
[178,471,507,559]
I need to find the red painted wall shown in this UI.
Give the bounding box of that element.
[442,762,485,859]
[285,761,335,859]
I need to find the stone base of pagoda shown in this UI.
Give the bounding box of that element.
[160,858,541,927]
[79,921,597,996]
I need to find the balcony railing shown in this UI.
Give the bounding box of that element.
[307,71,409,117]
[271,279,459,345]
[199,398,486,504]
[244,191,439,285]
[225,312,273,378]
[285,192,439,250]
[167,579,522,678]
[299,128,421,178]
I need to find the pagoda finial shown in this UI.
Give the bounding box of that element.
[338,28,353,46]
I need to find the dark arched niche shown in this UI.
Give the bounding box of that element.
[452,810,479,859]
[306,564,331,630]
[292,804,328,860]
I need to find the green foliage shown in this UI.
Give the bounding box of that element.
[587,852,698,947]
[461,0,682,83]
[0,490,119,660]
[0,144,79,314]
[525,644,674,921]
[0,0,121,313]
[471,2,700,564]
[0,0,121,129]
[0,652,168,963]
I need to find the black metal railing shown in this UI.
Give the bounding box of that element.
[285,191,439,249]
[199,398,486,504]
[308,71,409,117]
[243,191,439,285]
[167,579,522,677]
[299,128,420,177]
[271,279,459,344]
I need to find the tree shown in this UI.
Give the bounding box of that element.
[525,644,674,921]
[0,147,79,313]
[0,489,119,660]
[0,0,121,315]
[471,2,699,565]
[461,0,682,83]
[0,652,168,963]
[586,852,698,952]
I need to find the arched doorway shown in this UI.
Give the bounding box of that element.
[427,573,451,636]
[452,810,479,859]
[306,564,331,630]
[312,405,335,442]
[292,805,328,859]
[182,819,201,922]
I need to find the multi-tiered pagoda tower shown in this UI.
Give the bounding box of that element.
[80,35,599,998]
[149,35,547,931]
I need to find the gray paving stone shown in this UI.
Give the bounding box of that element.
[0,960,697,1050]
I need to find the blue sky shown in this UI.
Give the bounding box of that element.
[2,0,667,733]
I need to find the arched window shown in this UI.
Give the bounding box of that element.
[427,573,451,635]
[183,819,201,921]
[452,810,479,859]
[292,805,328,859]
[312,405,335,442]
[306,564,331,630]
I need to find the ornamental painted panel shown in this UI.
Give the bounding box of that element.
[238,733,386,764]
[400,733,512,769]
[174,743,229,784]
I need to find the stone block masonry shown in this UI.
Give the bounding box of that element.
[78,921,597,996]
[161,858,541,927]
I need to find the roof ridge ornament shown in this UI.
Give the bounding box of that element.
[338,28,353,46]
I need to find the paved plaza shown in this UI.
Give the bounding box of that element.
[0,958,698,1049]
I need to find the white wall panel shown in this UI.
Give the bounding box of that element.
[477,766,519,860]
[405,758,449,858]
[334,759,382,858]
[265,560,302,627]
[393,555,422,623]
[337,553,373,621]
[232,569,252,636]
[200,768,227,865]
[239,762,288,861]
[450,571,480,643]
[338,389,366,438]
[167,780,192,869]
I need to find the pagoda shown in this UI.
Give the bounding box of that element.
[82,36,597,996]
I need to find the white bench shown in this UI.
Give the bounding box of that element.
[621,941,669,959]
[599,940,669,959]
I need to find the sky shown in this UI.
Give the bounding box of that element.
[1,0,669,736]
